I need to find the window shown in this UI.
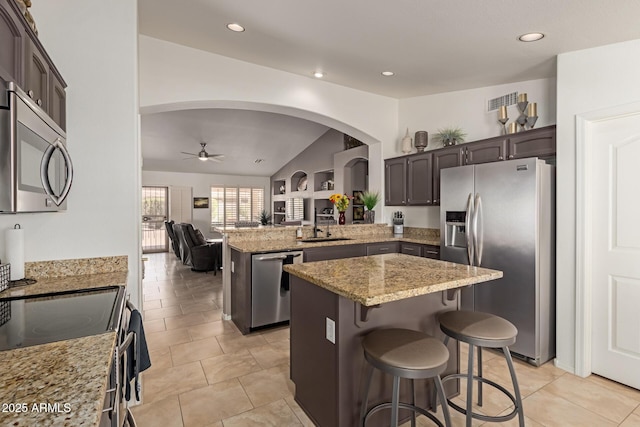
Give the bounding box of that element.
[211,186,265,228]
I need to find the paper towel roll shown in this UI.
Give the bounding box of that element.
[6,225,24,280]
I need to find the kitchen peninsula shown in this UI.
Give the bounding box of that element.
[284,253,502,427]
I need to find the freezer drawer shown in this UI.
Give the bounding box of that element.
[251,251,302,328]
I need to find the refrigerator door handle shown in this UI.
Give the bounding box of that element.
[465,192,475,265]
[473,193,484,265]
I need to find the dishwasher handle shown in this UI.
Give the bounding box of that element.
[254,253,301,262]
[254,255,287,261]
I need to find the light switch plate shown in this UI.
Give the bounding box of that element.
[326,317,335,344]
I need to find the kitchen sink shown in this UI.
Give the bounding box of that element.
[301,237,352,243]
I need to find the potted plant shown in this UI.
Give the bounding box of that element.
[434,126,467,146]
[361,190,380,224]
[259,209,272,226]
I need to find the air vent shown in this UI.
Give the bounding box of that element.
[487,92,518,112]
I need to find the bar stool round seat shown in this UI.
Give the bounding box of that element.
[438,310,524,427]
[360,328,452,427]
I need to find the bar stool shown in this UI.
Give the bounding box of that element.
[438,310,524,427]
[360,328,452,427]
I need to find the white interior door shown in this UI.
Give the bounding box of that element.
[590,111,640,389]
[169,186,192,223]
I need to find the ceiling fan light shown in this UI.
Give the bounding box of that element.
[198,156,208,161]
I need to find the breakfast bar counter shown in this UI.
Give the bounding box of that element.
[283,253,502,427]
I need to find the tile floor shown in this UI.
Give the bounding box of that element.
[131,252,640,427]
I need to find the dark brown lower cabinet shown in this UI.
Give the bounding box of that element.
[303,244,366,262]
[400,242,422,256]
[423,245,440,259]
[365,242,399,256]
[290,276,458,427]
[230,249,252,334]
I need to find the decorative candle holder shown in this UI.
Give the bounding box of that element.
[516,100,529,132]
[497,106,509,135]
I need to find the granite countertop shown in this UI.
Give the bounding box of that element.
[228,235,440,253]
[0,271,128,299]
[0,256,128,427]
[0,333,117,427]
[283,253,502,306]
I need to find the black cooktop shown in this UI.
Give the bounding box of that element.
[0,287,124,351]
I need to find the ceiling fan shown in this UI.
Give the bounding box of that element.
[181,142,224,162]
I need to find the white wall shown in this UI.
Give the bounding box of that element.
[0,1,141,305]
[555,38,640,373]
[393,78,557,228]
[142,170,270,236]
[139,36,398,148]
[138,35,399,213]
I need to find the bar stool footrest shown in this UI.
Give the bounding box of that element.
[365,401,445,427]
[441,373,519,423]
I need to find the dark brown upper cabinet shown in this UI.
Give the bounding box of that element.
[464,136,507,164]
[24,35,48,109]
[0,0,66,129]
[384,157,407,206]
[0,1,24,85]
[433,146,464,205]
[385,126,556,207]
[507,126,556,160]
[407,152,433,205]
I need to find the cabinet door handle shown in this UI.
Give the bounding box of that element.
[498,156,503,160]
[426,250,439,254]
[37,99,42,107]
[509,154,514,159]
[27,90,34,98]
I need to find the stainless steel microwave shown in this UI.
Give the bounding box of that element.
[0,82,73,212]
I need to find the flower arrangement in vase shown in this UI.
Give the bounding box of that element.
[329,193,351,225]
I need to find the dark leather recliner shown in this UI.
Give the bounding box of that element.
[177,223,220,273]
[164,220,180,258]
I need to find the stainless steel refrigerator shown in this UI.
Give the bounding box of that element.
[440,158,555,366]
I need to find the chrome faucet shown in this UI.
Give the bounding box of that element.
[313,208,322,238]
[313,208,331,238]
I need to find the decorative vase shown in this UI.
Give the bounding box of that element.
[401,128,412,154]
[414,131,428,152]
[364,210,375,224]
[338,211,346,225]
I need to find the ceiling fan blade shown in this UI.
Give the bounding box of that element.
[207,157,223,163]
[180,151,198,156]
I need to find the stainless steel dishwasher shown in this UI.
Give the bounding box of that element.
[251,250,303,328]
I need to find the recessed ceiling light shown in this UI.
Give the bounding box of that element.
[381,71,395,77]
[518,32,544,42]
[254,159,264,164]
[313,71,324,78]
[226,23,245,32]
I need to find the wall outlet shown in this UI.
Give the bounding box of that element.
[326,317,335,344]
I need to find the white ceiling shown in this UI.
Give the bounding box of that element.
[138,0,640,175]
[141,109,330,176]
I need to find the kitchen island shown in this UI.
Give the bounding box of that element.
[284,253,502,427]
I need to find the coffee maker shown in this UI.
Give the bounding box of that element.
[393,211,404,237]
